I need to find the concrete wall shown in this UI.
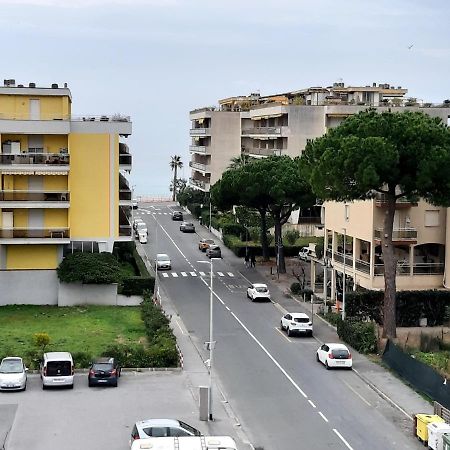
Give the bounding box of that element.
[58,282,118,306]
[0,270,58,305]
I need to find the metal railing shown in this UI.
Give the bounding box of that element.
[242,127,281,135]
[243,147,282,157]
[119,190,132,201]
[189,161,209,172]
[119,154,132,165]
[189,128,210,136]
[333,251,353,267]
[374,227,417,240]
[0,113,131,122]
[0,153,69,165]
[189,145,208,154]
[189,178,210,190]
[374,193,417,205]
[413,263,445,275]
[0,191,69,201]
[355,259,371,274]
[0,228,70,239]
[119,225,132,237]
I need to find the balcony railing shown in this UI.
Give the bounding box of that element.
[374,193,417,207]
[190,128,210,136]
[374,227,417,240]
[355,258,370,274]
[243,147,282,157]
[413,263,445,275]
[0,228,70,239]
[189,161,210,172]
[119,189,132,201]
[119,154,132,165]
[0,113,131,122]
[0,152,69,165]
[333,251,353,267]
[0,191,69,201]
[189,145,209,154]
[189,178,210,191]
[119,225,132,237]
[242,127,281,135]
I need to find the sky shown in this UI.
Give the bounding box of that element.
[0,0,449,196]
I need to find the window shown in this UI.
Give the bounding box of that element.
[425,210,439,227]
[46,361,71,376]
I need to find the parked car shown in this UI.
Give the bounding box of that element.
[206,245,221,259]
[132,199,138,210]
[298,247,313,261]
[40,352,74,389]
[138,231,148,244]
[135,222,148,238]
[180,222,195,233]
[246,283,271,302]
[316,343,352,370]
[133,218,144,231]
[0,357,27,391]
[198,238,215,252]
[88,357,121,387]
[130,419,201,445]
[172,211,183,221]
[131,436,237,450]
[280,312,313,337]
[156,253,172,270]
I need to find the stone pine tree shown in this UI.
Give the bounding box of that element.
[169,155,183,201]
[301,110,450,338]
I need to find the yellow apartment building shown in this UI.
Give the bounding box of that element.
[0,79,132,303]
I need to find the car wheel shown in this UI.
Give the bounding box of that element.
[316,353,320,363]
[309,332,313,337]
[23,383,27,391]
[42,384,47,390]
[287,327,292,337]
[68,384,74,389]
[325,361,331,370]
[113,381,118,387]
[280,321,284,330]
[246,291,250,298]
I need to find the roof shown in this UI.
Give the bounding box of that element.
[157,254,170,259]
[252,283,268,288]
[44,352,73,361]
[1,357,22,362]
[290,312,310,319]
[131,436,236,450]
[136,418,181,427]
[326,343,349,350]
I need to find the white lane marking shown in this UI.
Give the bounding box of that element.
[318,412,329,423]
[181,272,188,277]
[308,400,316,408]
[174,318,185,335]
[171,272,178,278]
[190,272,197,277]
[163,213,168,215]
[342,379,372,407]
[333,429,354,450]
[227,272,234,277]
[225,306,231,311]
[161,273,169,278]
[149,215,188,259]
[199,271,206,276]
[217,272,224,277]
[274,327,292,343]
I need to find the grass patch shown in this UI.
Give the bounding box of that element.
[412,351,450,375]
[0,305,146,368]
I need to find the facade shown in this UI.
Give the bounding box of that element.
[0,79,132,276]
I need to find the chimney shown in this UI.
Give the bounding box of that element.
[64,82,68,88]
[51,83,58,89]
[373,82,376,87]
[4,79,16,87]
[29,82,36,88]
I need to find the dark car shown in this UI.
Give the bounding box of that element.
[180,221,195,233]
[206,245,222,258]
[88,357,121,387]
[172,211,183,221]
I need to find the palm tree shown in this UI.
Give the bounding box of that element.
[169,155,183,201]
[227,153,256,170]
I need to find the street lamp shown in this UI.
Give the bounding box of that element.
[342,227,346,320]
[197,257,221,421]
[153,213,160,304]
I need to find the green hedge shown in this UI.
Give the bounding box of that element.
[120,277,155,296]
[337,318,377,354]
[222,235,304,257]
[346,289,450,326]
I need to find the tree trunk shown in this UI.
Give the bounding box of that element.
[172,166,177,201]
[274,215,286,274]
[382,193,397,339]
[258,208,270,261]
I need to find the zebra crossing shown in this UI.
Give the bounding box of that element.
[159,271,235,279]
[136,210,171,215]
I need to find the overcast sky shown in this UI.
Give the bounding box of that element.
[1,0,449,196]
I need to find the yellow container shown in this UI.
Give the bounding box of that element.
[416,414,445,442]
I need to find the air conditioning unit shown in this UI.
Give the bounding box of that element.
[29,82,36,88]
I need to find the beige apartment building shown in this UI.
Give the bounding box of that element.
[189,82,450,293]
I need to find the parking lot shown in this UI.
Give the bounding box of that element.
[0,371,215,450]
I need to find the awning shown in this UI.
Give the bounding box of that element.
[251,113,283,120]
[198,118,204,125]
[1,170,68,175]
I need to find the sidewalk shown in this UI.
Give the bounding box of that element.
[248,261,433,420]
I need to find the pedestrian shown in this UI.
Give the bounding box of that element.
[250,253,256,268]
[244,252,250,268]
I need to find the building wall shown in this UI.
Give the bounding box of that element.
[6,245,58,269]
[44,209,68,228]
[44,135,68,152]
[0,95,69,119]
[68,133,111,238]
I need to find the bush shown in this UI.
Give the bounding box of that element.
[33,332,50,352]
[141,296,173,344]
[322,312,341,327]
[290,282,302,295]
[72,351,93,368]
[248,227,260,243]
[337,318,377,354]
[120,277,155,296]
[57,252,122,284]
[222,223,248,240]
[284,230,300,245]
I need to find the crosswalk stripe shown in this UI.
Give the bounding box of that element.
[161,273,169,278]
[181,272,188,277]
[199,271,206,276]
[217,272,224,277]
[171,272,178,277]
[190,272,197,277]
[227,272,234,277]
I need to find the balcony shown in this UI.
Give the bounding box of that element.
[0,152,70,174]
[333,251,353,267]
[374,227,417,242]
[0,190,69,208]
[374,193,417,208]
[119,153,132,166]
[189,177,210,192]
[119,189,132,201]
[242,127,282,136]
[355,258,371,274]
[189,161,210,173]
[0,227,70,244]
[243,147,283,157]
[189,145,210,155]
[190,128,211,136]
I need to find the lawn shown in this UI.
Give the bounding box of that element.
[0,305,146,367]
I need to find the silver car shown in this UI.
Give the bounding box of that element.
[0,357,27,391]
[180,221,195,233]
[130,419,201,445]
[156,253,171,270]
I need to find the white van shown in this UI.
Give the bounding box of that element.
[131,436,237,450]
[40,352,74,390]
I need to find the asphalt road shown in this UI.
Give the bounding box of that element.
[138,203,422,450]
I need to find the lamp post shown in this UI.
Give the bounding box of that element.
[342,228,346,320]
[153,213,160,304]
[197,257,220,421]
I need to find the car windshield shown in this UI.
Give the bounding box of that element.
[204,240,214,244]
[332,349,350,358]
[157,254,169,261]
[137,223,147,229]
[0,360,23,373]
[92,363,113,371]
[294,317,310,323]
[255,286,268,293]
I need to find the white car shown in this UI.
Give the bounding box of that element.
[316,343,352,370]
[135,222,148,238]
[298,247,313,261]
[138,231,148,244]
[280,312,313,337]
[156,253,171,270]
[133,218,144,230]
[246,283,271,302]
[130,418,201,444]
[0,357,27,391]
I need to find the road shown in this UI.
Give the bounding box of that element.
[138,203,421,450]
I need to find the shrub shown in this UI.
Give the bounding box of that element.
[290,282,302,295]
[322,312,341,327]
[33,332,50,352]
[120,277,155,296]
[337,319,377,354]
[72,351,93,368]
[222,223,248,240]
[248,227,260,243]
[57,252,122,284]
[284,230,300,245]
